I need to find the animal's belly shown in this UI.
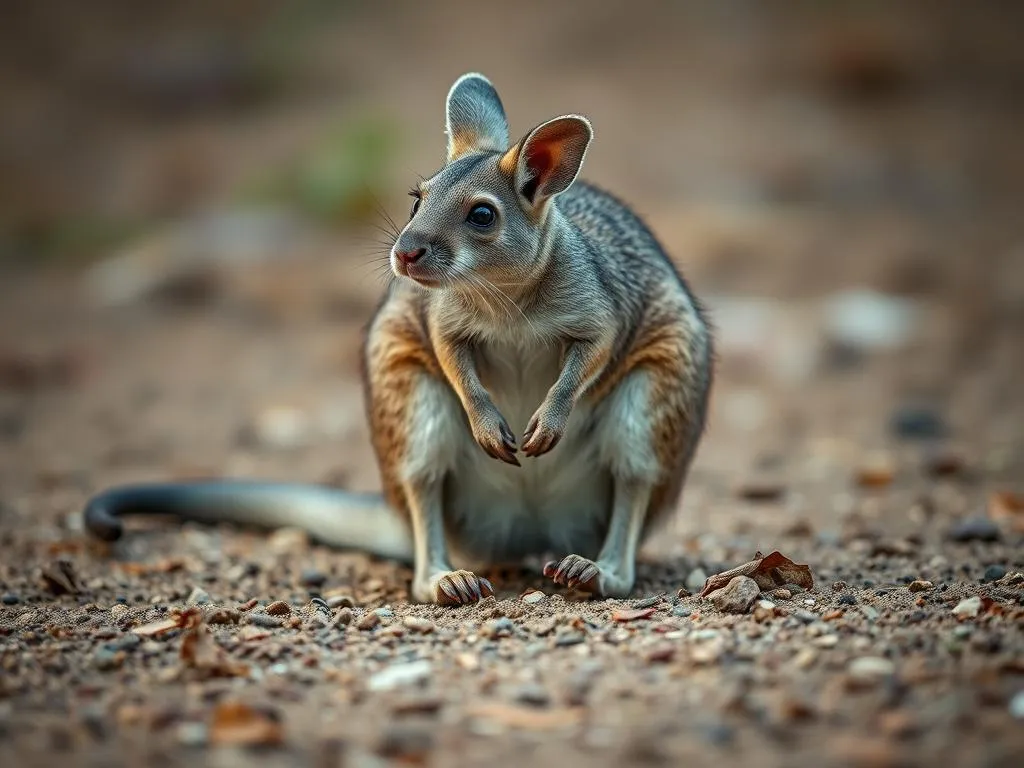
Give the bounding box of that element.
[441,338,614,564]
[444,426,612,563]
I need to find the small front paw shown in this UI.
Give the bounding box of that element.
[470,406,519,466]
[522,403,569,458]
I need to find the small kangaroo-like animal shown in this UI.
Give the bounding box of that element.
[84,73,714,605]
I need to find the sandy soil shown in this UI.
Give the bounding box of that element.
[1,2,1023,767]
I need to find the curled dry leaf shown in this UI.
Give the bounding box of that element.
[699,551,814,598]
[132,611,188,637]
[988,491,1024,532]
[610,607,657,622]
[40,559,80,595]
[210,701,284,747]
[180,608,249,678]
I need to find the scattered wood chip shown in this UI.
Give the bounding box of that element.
[611,607,657,622]
[855,462,894,488]
[210,700,284,747]
[115,558,185,576]
[699,551,814,597]
[132,613,187,637]
[470,703,583,731]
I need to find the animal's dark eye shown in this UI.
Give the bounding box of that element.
[466,203,496,228]
[408,189,421,219]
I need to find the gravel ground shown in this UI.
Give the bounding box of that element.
[1,251,1022,768]
[2,3,1023,767]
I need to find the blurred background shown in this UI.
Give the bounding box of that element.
[0,0,1022,546]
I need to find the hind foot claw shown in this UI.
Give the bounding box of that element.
[425,570,494,606]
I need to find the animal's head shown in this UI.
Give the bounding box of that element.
[390,73,593,289]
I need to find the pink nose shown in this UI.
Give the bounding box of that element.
[395,247,426,266]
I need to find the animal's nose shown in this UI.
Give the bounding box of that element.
[395,247,426,266]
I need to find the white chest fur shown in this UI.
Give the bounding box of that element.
[443,338,614,565]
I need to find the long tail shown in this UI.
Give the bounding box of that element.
[83,480,414,563]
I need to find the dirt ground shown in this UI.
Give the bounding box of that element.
[1,2,1023,767]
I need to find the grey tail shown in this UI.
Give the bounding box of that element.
[82,480,413,563]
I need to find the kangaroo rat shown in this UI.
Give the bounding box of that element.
[84,73,714,605]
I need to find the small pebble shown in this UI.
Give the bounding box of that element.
[186,587,212,606]
[685,568,708,594]
[848,656,895,684]
[367,660,432,692]
[481,617,515,639]
[632,595,662,610]
[1,594,19,605]
[299,569,327,588]
[952,596,983,619]
[700,722,735,746]
[357,611,381,630]
[327,595,355,609]
[176,722,209,748]
[773,588,793,600]
[860,605,880,621]
[93,648,124,671]
[1009,691,1024,720]
[248,613,284,629]
[513,683,550,707]
[838,594,857,606]
[671,604,692,618]
[982,565,1007,583]
[947,518,1001,543]
[706,575,760,614]
[265,600,292,616]
[889,405,946,440]
[521,590,545,604]
[908,580,933,593]
[375,607,395,618]
[554,630,585,647]
[331,607,354,628]
[644,644,676,663]
[403,616,435,634]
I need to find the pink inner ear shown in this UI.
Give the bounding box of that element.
[525,146,553,178]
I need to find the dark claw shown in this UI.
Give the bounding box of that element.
[439,578,459,601]
[499,421,516,447]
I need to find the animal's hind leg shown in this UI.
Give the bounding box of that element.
[545,338,708,598]
[364,309,493,605]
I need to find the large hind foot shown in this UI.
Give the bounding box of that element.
[543,554,633,598]
[414,570,494,606]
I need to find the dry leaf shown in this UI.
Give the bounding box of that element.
[210,701,284,747]
[116,558,185,576]
[470,703,583,731]
[132,613,187,637]
[179,609,248,678]
[700,551,813,597]
[988,491,1024,532]
[40,559,80,595]
[610,607,657,622]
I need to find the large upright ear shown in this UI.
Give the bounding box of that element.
[445,73,510,163]
[500,115,593,207]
